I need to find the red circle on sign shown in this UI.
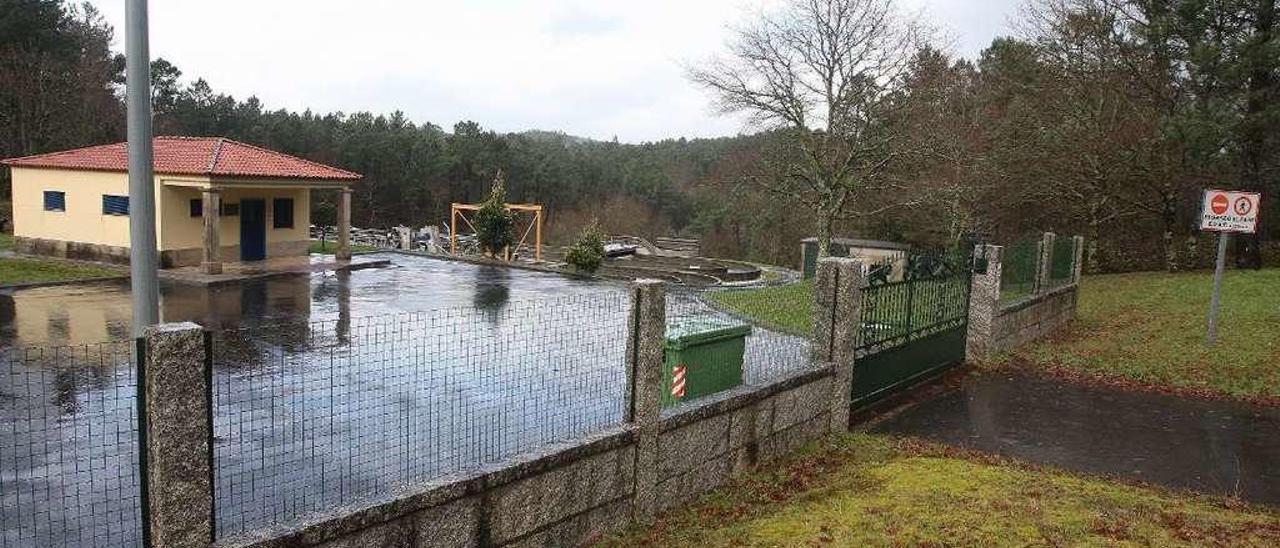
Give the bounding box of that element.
[1234,197,1253,216]
[1210,194,1229,215]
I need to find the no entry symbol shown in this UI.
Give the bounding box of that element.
[1210,193,1229,215]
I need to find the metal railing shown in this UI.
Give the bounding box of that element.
[855,250,971,354]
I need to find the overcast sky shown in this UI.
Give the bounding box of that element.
[91,0,1021,143]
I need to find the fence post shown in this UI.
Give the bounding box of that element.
[812,257,863,432]
[625,279,665,523]
[966,244,1003,362]
[1034,232,1055,294]
[140,322,214,547]
[1071,235,1085,284]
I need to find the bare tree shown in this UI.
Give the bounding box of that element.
[688,0,928,257]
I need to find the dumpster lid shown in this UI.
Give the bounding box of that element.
[665,318,752,349]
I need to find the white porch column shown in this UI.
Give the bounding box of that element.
[201,188,222,274]
[336,187,352,260]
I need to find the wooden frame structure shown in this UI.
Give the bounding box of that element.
[449,202,544,262]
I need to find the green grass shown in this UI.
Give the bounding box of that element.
[0,232,12,252]
[307,239,378,254]
[0,256,123,285]
[603,434,1280,547]
[998,268,1280,400]
[710,280,813,335]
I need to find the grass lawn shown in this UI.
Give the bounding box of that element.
[996,268,1280,400]
[307,239,379,254]
[603,434,1280,547]
[0,232,12,251]
[710,280,813,336]
[0,256,123,285]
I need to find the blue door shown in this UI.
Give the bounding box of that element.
[240,199,267,261]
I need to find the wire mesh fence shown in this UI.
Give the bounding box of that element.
[1048,236,1077,288]
[0,342,141,548]
[209,290,630,539]
[1000,238,1041,303]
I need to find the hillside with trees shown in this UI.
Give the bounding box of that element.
[2,0,1277,272]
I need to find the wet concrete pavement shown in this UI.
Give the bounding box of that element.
[871,371,1280,506]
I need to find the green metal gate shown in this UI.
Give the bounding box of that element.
[851,251,972,407]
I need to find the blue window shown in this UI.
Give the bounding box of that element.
[190,198,203,217]
[43,191,66,212]
[273,198,294,229]
[102,195,129,216]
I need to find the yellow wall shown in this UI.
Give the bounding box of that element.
[11,167,142,248]
[160,185,311,252]
[11,167,316,256]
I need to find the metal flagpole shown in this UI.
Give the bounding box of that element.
[127,0,159,336]
[1206,232,1229,345]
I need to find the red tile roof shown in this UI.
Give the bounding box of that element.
[1,137,361,181]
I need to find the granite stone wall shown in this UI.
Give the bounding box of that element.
[213,367,838,548]
[990,285,1078,353]
[967,238,1082,360]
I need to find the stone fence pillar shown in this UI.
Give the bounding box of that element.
[625,279,665,523]
[140,322,214,547]
[967,244,1003,362]
[812,257,863,432]
[1072,235,1085,284]
[1035,232,1055,294]
[336,188,353,260]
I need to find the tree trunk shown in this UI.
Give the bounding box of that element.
[816,210,835,259]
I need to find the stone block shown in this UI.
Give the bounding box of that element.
[414,496,480,547]
[316,520,412,548]
[772,378,830,431]
[486,446,634,544]
[658,413,730,480]
[728,400,773,450]
[503,498,633,548]
[653,455,732,512]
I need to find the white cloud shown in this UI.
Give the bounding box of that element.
[92,0,1019,143]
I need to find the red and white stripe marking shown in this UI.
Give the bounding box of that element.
[671,365,687,399]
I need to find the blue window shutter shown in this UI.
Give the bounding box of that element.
[102,195,129,216]
[43,191,66,211]
[273,198,294,228]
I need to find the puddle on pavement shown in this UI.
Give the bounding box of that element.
[870,371,1280,506]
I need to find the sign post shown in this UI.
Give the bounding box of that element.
[1199,189,1261,345]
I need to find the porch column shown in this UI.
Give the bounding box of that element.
[201,189,222,274]
[336,187,352,260]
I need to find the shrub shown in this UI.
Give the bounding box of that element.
[564,220,606,273]
[474,174,515,257]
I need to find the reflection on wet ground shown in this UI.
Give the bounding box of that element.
[0,254,623,348]
[871,372,1280,506]
[0,253,814,545]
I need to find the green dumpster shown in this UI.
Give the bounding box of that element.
[661,319,752,407]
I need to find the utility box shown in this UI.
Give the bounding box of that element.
[661,319,752,407]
